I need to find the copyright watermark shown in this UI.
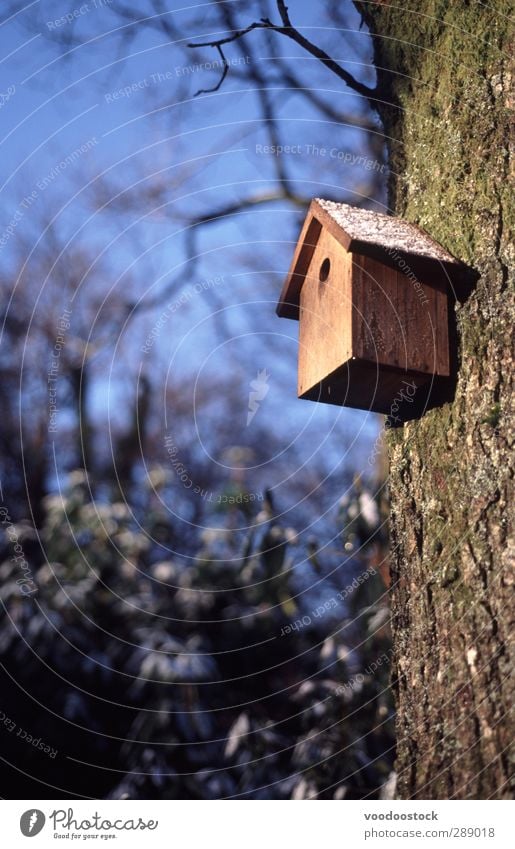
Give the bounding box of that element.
[163,432,263,505]
[0,506,37,596]
[46,0,112,30]
[255,143,386,172]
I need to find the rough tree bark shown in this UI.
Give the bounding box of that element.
[358,1,514,798]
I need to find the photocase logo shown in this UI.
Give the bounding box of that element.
[20,810,46,837]
[246,369,270,425]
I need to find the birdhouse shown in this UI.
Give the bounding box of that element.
[277,199,475,416]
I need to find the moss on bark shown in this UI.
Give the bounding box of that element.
[358,0,514,798]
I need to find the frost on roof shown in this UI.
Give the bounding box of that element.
[315,199,460,264]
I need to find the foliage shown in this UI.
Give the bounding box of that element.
[0,470,394,799]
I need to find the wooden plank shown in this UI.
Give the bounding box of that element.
[352,255,409,369]
[349,240,470,296]
[297,229,353,396]
[351,255,449,377]
[276,203,322,319]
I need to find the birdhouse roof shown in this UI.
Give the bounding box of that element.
[277,199,475,319]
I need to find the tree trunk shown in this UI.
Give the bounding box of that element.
[359,1,514,798]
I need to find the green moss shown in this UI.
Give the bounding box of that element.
[481,403,501,428]
[372,2,513,264]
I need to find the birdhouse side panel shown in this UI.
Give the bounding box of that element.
[298,230,353,397]
[351,255,450,377]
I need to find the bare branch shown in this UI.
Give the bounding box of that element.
[274,1,376,102]
[186,190,309,229]
[123,190,311,319]
[187,19,272,51]
[193,44,229,96]
[187,2,377,106]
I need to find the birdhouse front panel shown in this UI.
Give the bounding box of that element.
[278,199,472,416]
[298,227,353,395]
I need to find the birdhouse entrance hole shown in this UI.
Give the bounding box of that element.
[319,257,331,283]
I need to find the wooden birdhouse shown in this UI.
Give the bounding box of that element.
[277,199,475,416]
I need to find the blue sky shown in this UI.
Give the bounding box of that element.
[0,0,386,521]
